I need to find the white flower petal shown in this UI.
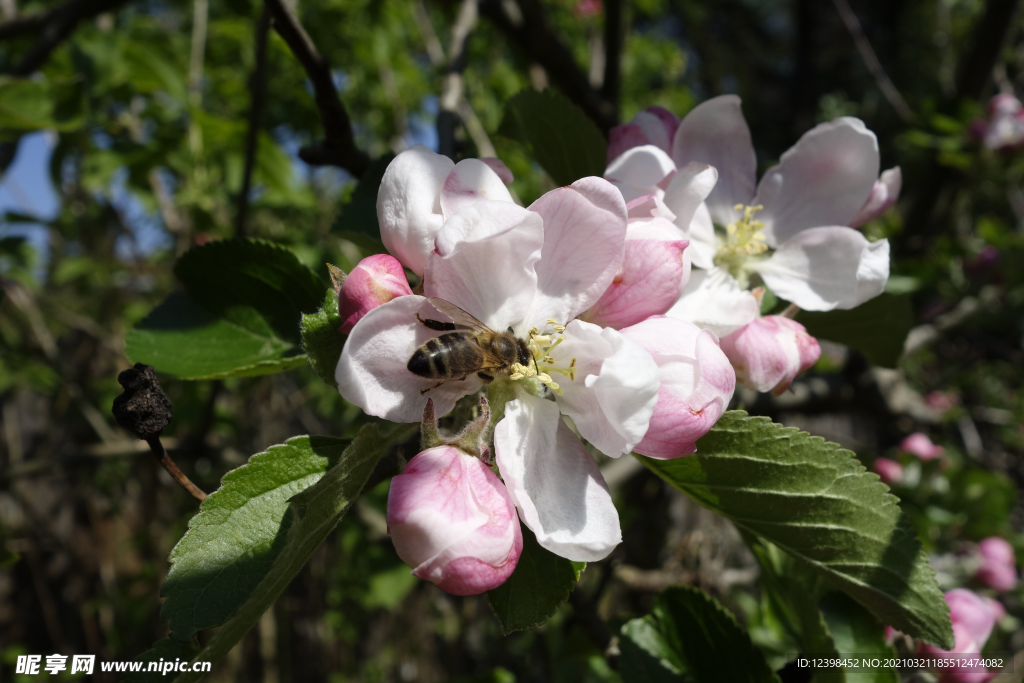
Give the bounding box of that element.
[425,201,543,331]
[751,227,890,311]
[553,320,660,457]
[666,268,760,337]
[686,203,718,270]
[754,117,880,246]
[662,162,718,237]
[604,144,677,196]
[439,158,514,219]
[336,296,480,422]
[671,95,757,225]
[526,177,628,326]
[494,395,622,562]
[377,145,454,275]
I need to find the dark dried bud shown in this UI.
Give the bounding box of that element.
[112,363,173,440]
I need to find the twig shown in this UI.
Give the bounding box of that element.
[479,0,617,133]
[188,0,208,105]
[146,436,208,501]
[438,0,478,159]
[830,0,912,122]
[265,0,369,175]
[412,0,444,65]
[600,0,623,116]
[236,5,272,237]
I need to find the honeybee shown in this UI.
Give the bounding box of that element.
[408,298,532,394]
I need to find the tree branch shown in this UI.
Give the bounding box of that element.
[831,0,912,122]
[479,0,617,133]
[265,0,369,176]
[236,5,271,237]
[0,0,133,174]
[600,0,623,117]
[438,0,478,159]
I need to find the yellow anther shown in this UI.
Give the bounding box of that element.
[546,318,559,326]
[553,325,565,332]
[715,204,770,281]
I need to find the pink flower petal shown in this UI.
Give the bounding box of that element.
[719,316,821,395]
[872,457,904,485]
[494,394,622,561]
[526,177,628,325]
[620,317,736,459]
[754,117,880,246]
[387,445,522,595]
[607,123,650,165]
[338,254,413,334]
[850,166,902,228]
[479,157,515,184]
[586,239,689,329]
[900,432,944,461]
[605,144,677,202]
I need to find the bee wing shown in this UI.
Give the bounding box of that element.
[425,298,495,333]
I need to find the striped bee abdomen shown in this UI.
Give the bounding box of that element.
[407,333,485,379]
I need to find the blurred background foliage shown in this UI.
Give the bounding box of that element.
[1,0,1023,680]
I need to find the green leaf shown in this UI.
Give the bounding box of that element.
[486,527,579,634]
[819,593,899,683]
[796,294,912,369]
[0,76,83,134]
[161,434,355,639]
[300,289,345,388]
[173,239,325,344]
[620,586,780,683]
[498,89,607,186]
[121,638,201,683]
[126,239,326,379]
[125,291,308,380]
[151,424,403,682]
[638,411,954,650]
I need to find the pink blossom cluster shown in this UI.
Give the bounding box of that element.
[970,93,1024,151]
[917,589,1004,683]
[604,98,897,395]
[334,147,736,594]
[334,95,903,595]
[974,537,1018,592]
[872,432,945,484]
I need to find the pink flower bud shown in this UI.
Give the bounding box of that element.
[988,93,1022,118]
[872,457,904,485]
[975,537,1018,592]
[338,254,413,334]
[925,390,958,411]
[719,316,821,396]
[386,445,523,596]
[586,239,689,329]
[850,166,902,227]
[917,590,1001,683]
[900,432,944,461]
[620,317,735,459]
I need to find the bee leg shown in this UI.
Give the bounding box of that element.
[420,380,448,395]
[477,372,494,384]
[416,313,456,332]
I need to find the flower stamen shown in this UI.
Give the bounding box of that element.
[511,320,578,395]
[715,204,769,282]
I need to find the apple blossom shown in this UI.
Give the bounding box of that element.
[605,95,891,337]
[901,432,944,461]
[974,537,1018,592]
[607,106,680,163]
[719,315,821,395]
[340,148,661,562]
[619,316,735,459]
[917,589,1001,683]
[387,444,522,595]
[971,93,1024,151]
[337,254,413,334]
[872,457,904,485]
